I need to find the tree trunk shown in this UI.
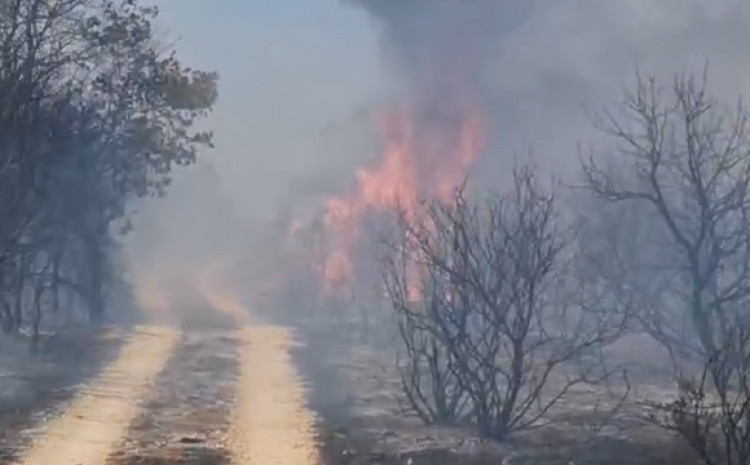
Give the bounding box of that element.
[51,251,61,314]
[30,284,43,354]
[87,244,105,324]
[13,259,24,333]
[0,265,11,333]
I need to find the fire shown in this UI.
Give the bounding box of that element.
[358,110,417,213]
[320,100,485,298]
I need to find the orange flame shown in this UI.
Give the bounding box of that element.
[320,99,485,298]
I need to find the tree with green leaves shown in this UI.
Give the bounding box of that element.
[0,0,217,333]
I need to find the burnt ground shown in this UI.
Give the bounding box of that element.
[315,423,694,465]
[0,303,696,465]
[106,308,239,465]
[292,319,700,465]
[0,327,125,463]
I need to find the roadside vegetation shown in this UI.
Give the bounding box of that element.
[0,0,216,343]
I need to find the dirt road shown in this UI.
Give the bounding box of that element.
[4,292,322,464]
[229,325,320,464]
[17,326,179,465]
[202,279,321,465]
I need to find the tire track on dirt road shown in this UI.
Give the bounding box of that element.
[199,285,322,465]
[15,325,178,465]
[106,310,239,465]
[13,274,324,465]
[229,324,322,465]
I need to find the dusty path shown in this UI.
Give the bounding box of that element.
[200,283,322,465]
[229,325,321,465]
[5,273,323,465]
[14,326,178,465]
[107,320,238,464]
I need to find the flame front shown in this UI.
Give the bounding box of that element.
[320,100,484,298]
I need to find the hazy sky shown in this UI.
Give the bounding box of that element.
[152,0,379,222]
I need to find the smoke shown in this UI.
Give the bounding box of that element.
[124,160,256,322]
[350,1,533,87]
[346,1,542,188]
[120,0,750,324]
[349,0,750,180]
[347,0,506,177]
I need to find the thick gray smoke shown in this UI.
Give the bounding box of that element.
[124,161,255,320]
[346,0,522,186]
[349,0,533,90]
[349,0,750,180]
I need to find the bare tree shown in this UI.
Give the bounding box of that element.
[582,69,750,463]
[383,166,625,440]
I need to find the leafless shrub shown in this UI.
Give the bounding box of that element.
[648,323,750,465]
[383,166,626,440]
[392,289,470,425]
